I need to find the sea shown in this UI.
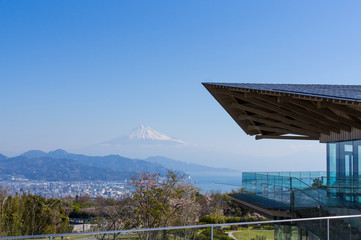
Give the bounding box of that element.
[186,171,243,193]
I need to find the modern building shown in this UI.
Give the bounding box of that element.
[203,83,361,239]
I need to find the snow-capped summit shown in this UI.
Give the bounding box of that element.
[128,125,184,144]
[87,125,188,158]
[100,125,185,145]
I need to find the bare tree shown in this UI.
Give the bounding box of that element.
[129,171,201,240]
[95,197,133,240]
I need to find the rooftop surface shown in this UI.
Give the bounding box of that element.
[203,83,361,102]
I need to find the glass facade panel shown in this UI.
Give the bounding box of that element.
[326,140,361,202]
[328,143,337,186]
[345,155,350,176]
[327,141,359,177]
[355,140,361,176]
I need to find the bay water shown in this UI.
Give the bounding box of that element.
[186,171,243,193]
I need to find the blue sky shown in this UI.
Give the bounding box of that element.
[1,1,361,170]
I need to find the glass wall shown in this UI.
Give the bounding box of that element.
[242,172,327,210]
[327,140,361,178]
[327,140,361,202]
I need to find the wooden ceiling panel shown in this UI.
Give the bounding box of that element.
[203,83,361,141]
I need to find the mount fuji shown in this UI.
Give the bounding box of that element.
[102,125,185,145]
[74,125,189,159]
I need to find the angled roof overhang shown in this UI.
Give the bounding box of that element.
[203,83,361,142]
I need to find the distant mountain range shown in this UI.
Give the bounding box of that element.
[0,149,168,181]
[0,156,130,181]
[0,149,236,182]
[144,156,236,173]
[0,154,7,161]
[20,149,168,174]
[0,126,237,182]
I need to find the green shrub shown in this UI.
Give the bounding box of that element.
[226,216,242,223]
[246,217,258,222]
[199,215,217,224]
[262,225,275,230]
[199,215,226,224]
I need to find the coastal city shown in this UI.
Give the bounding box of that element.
[0,178,131,199]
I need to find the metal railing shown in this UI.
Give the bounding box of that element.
[1,215,361,240]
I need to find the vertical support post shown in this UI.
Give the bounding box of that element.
[327,218,330,240]
[211,225,213,240]
[50,236,53,240]
[290,176,292,191]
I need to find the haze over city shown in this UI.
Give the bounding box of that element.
[3,1,361,171]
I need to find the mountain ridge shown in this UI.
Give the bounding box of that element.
[144,156,237,173]
[2,150,169,181]
[1,149,237,181]
[0,156,131,181]
[0,153,7,160]
[21,150,47,158]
